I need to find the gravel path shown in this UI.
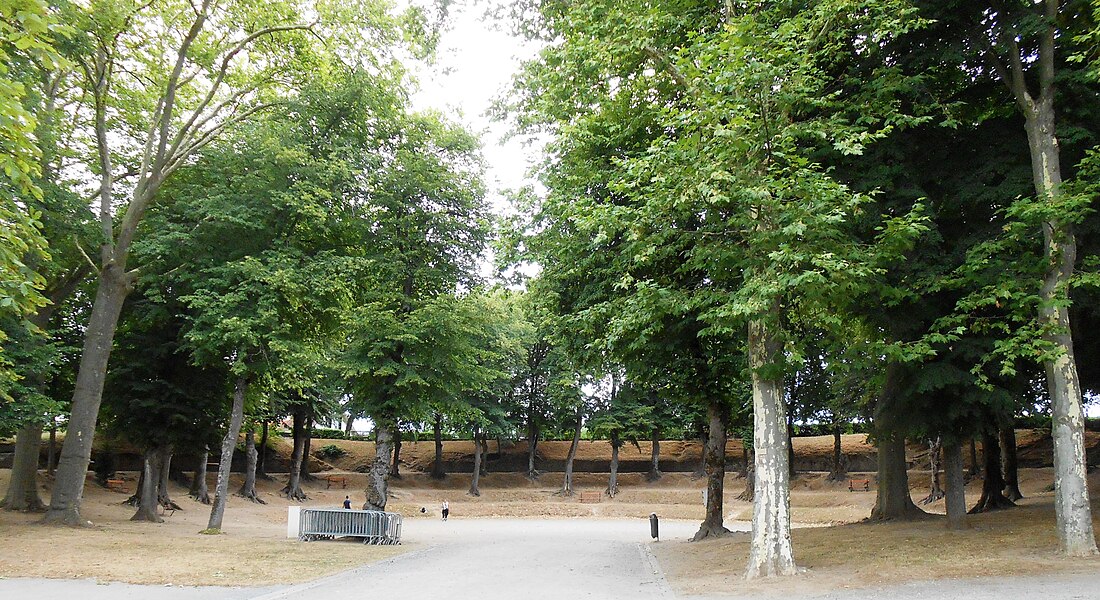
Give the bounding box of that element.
[2,518,1097,600]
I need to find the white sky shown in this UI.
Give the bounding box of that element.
[409,0,544,213]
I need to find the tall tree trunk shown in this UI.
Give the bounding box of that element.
[559,407,582,496]
[744,315,795,578]
[390,429,402,478]
[366,416,394,511]
[283,407,308,501]
[870,434,923,520]
[737,443,755,502]
[44,269,130,526]
[919,438,945,505]
[1000,426,1023,501]
[526,418,539,478]
[694,399,731,541]
[238,429,264,503]
[205,375,247,532]
[786,415,796,479]
[156,445,179,510]
[345,411,357,435]
[479,436,489,477]
[299,411,313,481]
[828,424,846,481]
[1,423,46,511]
[970,430,1015,513]
[968,438,981,480]
[256,421,270,480]
[647,426,662,482]
[47,420,57,476]
[431,413,445,479]
[131,449,163,523]
[190,447,211,505]
[468,427,483,497]
[943,441,968,530]
[608,431,620,498]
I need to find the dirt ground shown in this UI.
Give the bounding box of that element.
[2,432,1100,595]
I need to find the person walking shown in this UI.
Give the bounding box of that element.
[343,495,352,509]
[441,500,449,521]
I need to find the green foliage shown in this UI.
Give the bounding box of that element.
[316,443,347,459]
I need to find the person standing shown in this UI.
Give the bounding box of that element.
[343,495,352,509]
[441,500,449,521]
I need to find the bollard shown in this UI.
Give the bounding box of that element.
[649,513,659,541]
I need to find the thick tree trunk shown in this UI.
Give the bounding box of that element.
[919,438,945,505]
[944,441,968,530]
[608,432,620,498]
[786,416,796,479]
[468,428,483,497]
[238,429,264,503]
[131,449,163,523]
[694,399,731,541]
[1,423,46,511]
[205,375,247,532]
[283,407,308,501]
[345,411,356,435]
[44,269,130,526]
[870,434,924,520]
[479,437,489,477]
[1000,426,1023,501]
[970,430,1015,513]
[390,430,402,478]
[647,426,662,482]
[744,316,794,577]
[828,425,847,481]
[526,419,539,478]
[559,407,582,496]
[431,413,445,479]
[190,448,211,504]
[256,421,270,480]
[365,417,394,511]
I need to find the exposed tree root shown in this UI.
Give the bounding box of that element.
[691,522,731,542]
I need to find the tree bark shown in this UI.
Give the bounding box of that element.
[943,441,968,530]
[190,447,211,504]
[1000,426,1023,501]
[968,438,981,481]
[647,426,662,482]
[919,438,945,505]
[345,411,356,435]
[156,445,179,510]
[299,411,313,481]
[608,431,620,498]
[559,407,582,496]
[431,413,445,479]
[786,415,796,479]
[870,434,924,520]
[131,449,163,523]
[468,428,483,497]
[283,406,308,501]
[206,374,247,532]
[526,418,540,478]
[47,421,56,475]
[744,315,795,577]
[237,429,264,503]
[390,429,402,478]
[365,416,394,511]
[828,424,847,481]
[693,399,731,541]
[1,423,46,511]
[44,268,130,526]
[970,430,1015,513]
[256,421,270,480]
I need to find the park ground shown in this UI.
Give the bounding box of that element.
[1,432,1099,597]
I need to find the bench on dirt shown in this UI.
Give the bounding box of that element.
[848,478,871,492]
[325,475,348,489]
[578,490,602,503]
[106,478,126,493]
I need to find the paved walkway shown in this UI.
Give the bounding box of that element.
[2,518,1098,600]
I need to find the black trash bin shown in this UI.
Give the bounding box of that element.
[649,513,659,541]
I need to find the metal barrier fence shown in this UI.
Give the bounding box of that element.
[299,508,402,545]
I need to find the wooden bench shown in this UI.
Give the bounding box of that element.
[325,475,348,489]
[848,478,871,492]
[578,490,602,503]
[106,478,126,493]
